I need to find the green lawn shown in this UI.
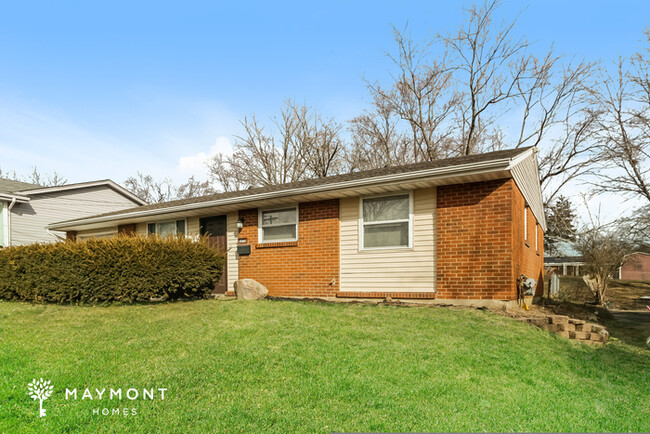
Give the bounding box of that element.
[1,299,649,433]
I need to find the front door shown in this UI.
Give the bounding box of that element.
[200,215,228,294]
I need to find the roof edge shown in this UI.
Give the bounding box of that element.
[16,180,147,205]
[48,155,516,230]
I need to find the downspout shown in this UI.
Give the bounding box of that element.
[6,198,16,246]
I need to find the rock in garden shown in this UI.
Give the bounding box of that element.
[234,279,269,300]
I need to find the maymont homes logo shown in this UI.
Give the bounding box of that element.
[27,379,168,417]
[27,378,54,417]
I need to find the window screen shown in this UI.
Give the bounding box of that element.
[260,207,298,242]
[362,194,410,249]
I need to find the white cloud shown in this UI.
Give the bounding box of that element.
[177,136,233,177]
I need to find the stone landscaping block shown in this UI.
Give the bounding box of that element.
[590,333,603,342]
[568,318,585,325]
[569,331,590,340]
[591,324,605,333]
[558,323,575,332]
[529,318,548,327]
[556,331,570,338]
[542,324,559,333]
[549,315,569,325]
[576,324,592,332]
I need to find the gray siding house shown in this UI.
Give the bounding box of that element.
[0,179,145,246]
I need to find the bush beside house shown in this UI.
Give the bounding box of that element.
[0,236,223,303]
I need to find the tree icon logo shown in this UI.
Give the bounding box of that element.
[28,378,54,417]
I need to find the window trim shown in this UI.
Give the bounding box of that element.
[524,206,529,243]
[359,191,414,251]
[535,223,538,252]
[258,205,299,244]
[147,218,187,237]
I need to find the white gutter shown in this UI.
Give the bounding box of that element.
[48,156,516,231]
[0,193,30,203]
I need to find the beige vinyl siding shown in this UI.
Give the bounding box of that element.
[340,187,436,292]
[10,186,141,245]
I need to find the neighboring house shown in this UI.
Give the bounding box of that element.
[0,178,146,246]
[619,252,650,281]
[544,256,586,276]
[49,147,546,302]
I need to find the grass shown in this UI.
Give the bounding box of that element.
[1,299,649,433]
[556,275,650,309]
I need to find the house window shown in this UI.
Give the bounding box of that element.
[259,206,298,242]
[147,220,186,237]
[361,193,412,249]
[524,206,528,242]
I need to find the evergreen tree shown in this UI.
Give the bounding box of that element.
[545,195,577,256]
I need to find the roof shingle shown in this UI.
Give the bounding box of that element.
[67,147,531,221]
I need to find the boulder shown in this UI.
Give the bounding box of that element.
[234,279,269,300]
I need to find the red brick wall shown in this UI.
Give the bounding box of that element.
[436,179,515,300]
[436,178,545,300]
[511,182,545,296]
[237,200,340,297]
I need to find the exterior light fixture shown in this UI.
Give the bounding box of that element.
[236,218,245,232]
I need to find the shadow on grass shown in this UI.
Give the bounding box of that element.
[602,311,650,350]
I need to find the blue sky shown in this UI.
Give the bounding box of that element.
[0,0,649,217]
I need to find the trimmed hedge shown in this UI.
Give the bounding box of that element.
[0,236,224,303]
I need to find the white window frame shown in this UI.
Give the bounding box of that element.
[524,206,528,242]
[359,191,414,251]
[535,223,538,251]
[147,218,187,236]
[258,205,299,243]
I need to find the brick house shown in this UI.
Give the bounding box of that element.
[49,147,546,302]
[619,252,650,281]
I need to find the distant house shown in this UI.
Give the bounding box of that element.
[619,252,650,281]
[544,256,586,276]
[49,147,546,303]
[0,178,145,246]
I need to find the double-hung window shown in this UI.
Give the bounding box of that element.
[259,206,298,242]
[361,193,412,249]
[147,220,186,237]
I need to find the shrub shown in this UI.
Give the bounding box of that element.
[0,236,224,303]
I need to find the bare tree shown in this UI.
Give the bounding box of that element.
[206,153,246,193]
[363,26,458,162]
[355,0,597,204]
[442,0,530,155]
[124,173,215,203]
[124,172,178,204]
[177,176,215,199]
[575,223,632,306]
[619,205,650,252]
[537,108,599,206]
[347,94,412,171]
[591,59,650,204]
[207,100,345,191]
[0,166,67,187]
